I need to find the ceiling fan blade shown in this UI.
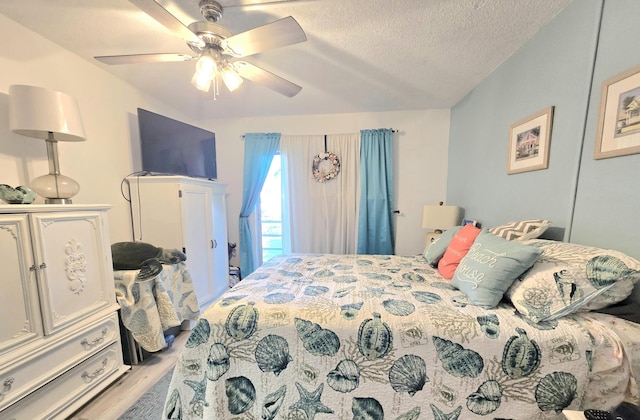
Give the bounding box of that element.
[234,61,302,97]
[223,16,306,58]
[95,53,194,65]
[221,0,307,7]
[129,0,204,48]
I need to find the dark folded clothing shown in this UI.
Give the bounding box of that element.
[594,299,640,324]
[584,402,640,419]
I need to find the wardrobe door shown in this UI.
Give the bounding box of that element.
[180,185,216,308]
[31,211,114,335]
[0,214,42,356]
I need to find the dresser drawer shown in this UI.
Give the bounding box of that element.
[0,313,120,411]
[0,341,126,420]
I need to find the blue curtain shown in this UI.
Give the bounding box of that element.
[357,129,394,254]
[239,133,280,276]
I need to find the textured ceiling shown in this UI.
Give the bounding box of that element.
[0,0,573,119]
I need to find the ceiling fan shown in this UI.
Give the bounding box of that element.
[95,0,307,98]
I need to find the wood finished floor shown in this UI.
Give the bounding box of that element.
[68,332,187,420]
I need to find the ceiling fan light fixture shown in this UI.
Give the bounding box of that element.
[195,51,217,76]
[191,71,212,92]
[221,65,243,92]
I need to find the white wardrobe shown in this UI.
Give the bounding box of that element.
[127,176,229,311]
[0,204,128,419]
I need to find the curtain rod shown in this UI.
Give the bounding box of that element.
[241,129,398,139]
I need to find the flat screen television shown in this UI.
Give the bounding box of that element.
[137,108,217,179]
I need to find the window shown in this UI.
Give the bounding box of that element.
[259,155,283,263]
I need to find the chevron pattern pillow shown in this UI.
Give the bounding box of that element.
[488,219,551,241]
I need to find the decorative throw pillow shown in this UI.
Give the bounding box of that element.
[488,219,551,241]
[437,224,482,279]
[423,225,463,266]
[506,240,640,323]
[450,231,542,308]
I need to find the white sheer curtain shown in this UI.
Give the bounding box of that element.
[281,133,360,254]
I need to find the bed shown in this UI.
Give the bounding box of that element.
[162,224,640,419]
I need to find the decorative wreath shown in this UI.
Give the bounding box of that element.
[312,152,341,183]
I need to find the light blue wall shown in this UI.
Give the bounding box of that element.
[570,1,640,258]
[447,0,640,259]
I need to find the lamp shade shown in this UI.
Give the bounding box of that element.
[9,85,86,142]
[221,65,244,92]
[422,204,463,231]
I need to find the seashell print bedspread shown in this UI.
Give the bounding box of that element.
[163,254,640,419]
[115,262,200,352]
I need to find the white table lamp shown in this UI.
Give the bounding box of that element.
[9,85,86,204]
[422,202,463,245]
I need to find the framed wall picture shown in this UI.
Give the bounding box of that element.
[594,64,640,159]
[507,106,554,174]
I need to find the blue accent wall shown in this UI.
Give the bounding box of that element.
[447,0,640,259]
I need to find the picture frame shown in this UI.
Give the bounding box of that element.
[507,106,554,174]
[594,64,640,159]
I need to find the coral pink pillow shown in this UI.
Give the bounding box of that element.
[437,224,481,279]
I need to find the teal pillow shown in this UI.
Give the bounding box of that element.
[423,226,463,266]
[450,231,542,308]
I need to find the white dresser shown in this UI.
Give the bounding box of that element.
[126,175,229,311]
[0,204,128,419]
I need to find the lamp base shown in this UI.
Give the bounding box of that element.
[45,198,74,204]
[425,231,442,247]
[31,173,80,204]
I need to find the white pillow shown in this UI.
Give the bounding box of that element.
[506,240,640,323]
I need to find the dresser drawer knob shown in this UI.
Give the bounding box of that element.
[80,328,108,349]
[1,377,15,398]
[81,359,108,382]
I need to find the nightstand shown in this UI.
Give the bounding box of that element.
[229,266,241,287]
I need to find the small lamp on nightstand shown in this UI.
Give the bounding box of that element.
[422,202,463,246]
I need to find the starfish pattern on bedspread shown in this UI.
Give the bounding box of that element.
[289,382,334,419]
[430,404,462,420]
[184,374,208,407]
